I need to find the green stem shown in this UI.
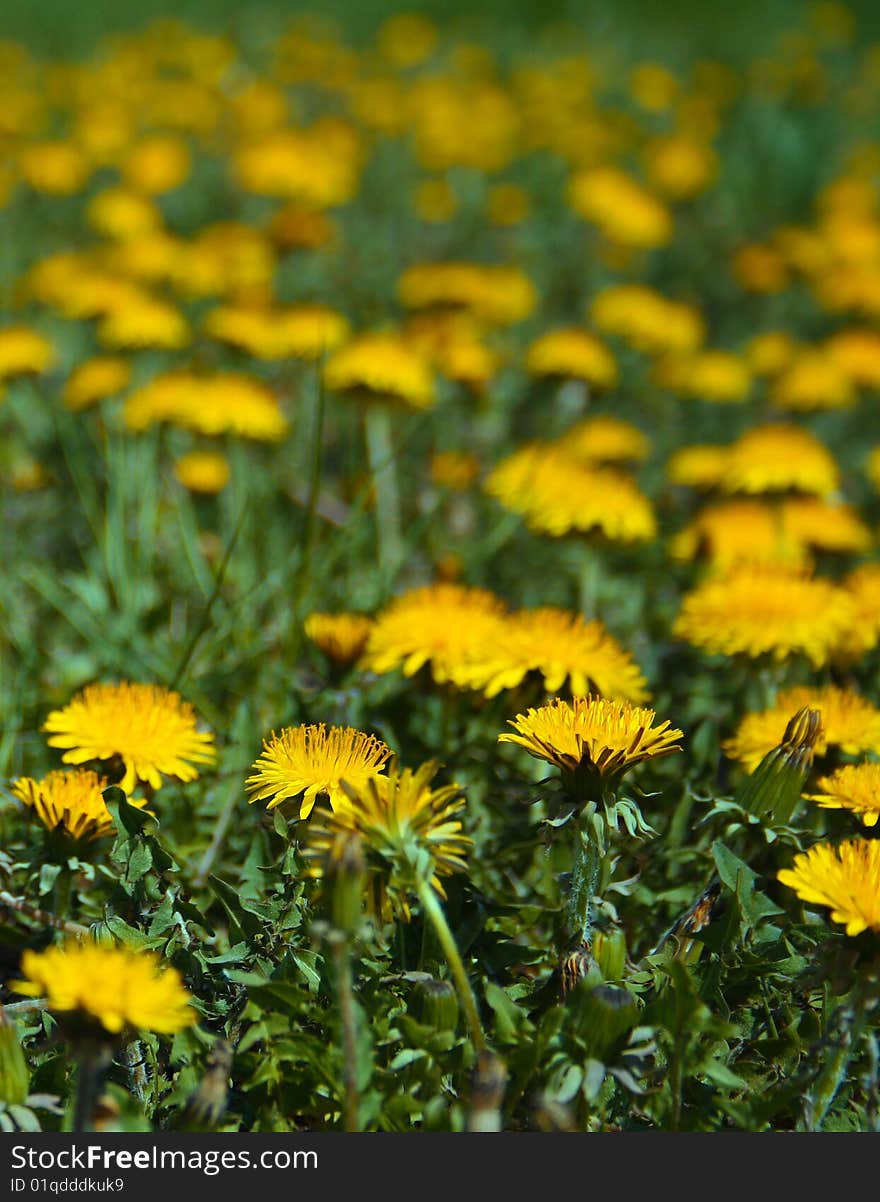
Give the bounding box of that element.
[577,545,602,617]
[566,814,601,948]
[294,365,327,616]
[415,877,486,1054]
[331,938,360,1132]
[365,404,402,581]
[73,1047,107,1134]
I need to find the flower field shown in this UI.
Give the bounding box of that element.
[3,0,880,1134]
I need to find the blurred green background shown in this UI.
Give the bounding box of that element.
[4,0,880,59]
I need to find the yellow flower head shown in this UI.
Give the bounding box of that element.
[247,723,391,819]
[810,763,880,828]
[745,330,797,376]
[459,607,649,703]
[63,356,131,412]
[233,124,363,208]
[778,840,880,936]
[732,245,790,294]
[487,182,530,226]
[674,567,856,666]
[825,328,880,388]
[838,563,880,660]
[12,941,195,1035]
[666,444,729,489]
[123,372,288,441]
[657,349,752,403]
[403,313,498,393]
[11,769,144,842]
[203,303,350,360]
[771,348,855,412]
[303,759,470,919]
[361,583,508,686]
[486,445,657,543]
[304,613,374,665]
[644,134,718,200]
[567,166,673,248]
[43,682,216,794]
[86,188,162,240]
[429,450,481,491]
[398,262,536,326]
[98,292,190,351]
[173,451,230,494]
[525,328,618,389]
[554,416,649,466]
[19,140,90,194]
[0,327,55,380]
[590,285,704,356]
[724,685,880,771]
[415,178,458,223]
[323,332,435,410]
[499,695,682,786]
[720,424,839,497]
[122,134,191,194]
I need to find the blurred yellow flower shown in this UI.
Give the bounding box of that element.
[173,451,231,494]
[324,332,435,410]
[63,356,131,411]
[810,763,880,828]
[304,612,374,664]
[0,327,55,379]
[567,165,672,248]
[525,328,618,389]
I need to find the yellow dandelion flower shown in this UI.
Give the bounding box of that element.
[267,203,335,251]
[323,332,435,410]
[43,682,215,794]
[303,759,470,920]
[85,188,162,241]
[567,166,673,249]
[837,563,880,659]
[555,416,650,466]
[825,328,880,388]
[0,327,55,380]
[810,763,880,828]
[63,356,131,412]
[376,13,438,67]
[778,840,880,936]
[403,312,498,393]
[415,178,458,223]
[499,695,682,785]
[246,723,391,819]
[233,125,363,208]
[731,244,790,294]
[18,140,90,195]
[720,424,839,497]
[361,583,508,685]
[398,262,536,326]
[630,63,679,111]
[771,348,855,412]
[173,451,230,494]
[671,500,806,569]
[203,303,349,360]
[644,134,717,200]
[123,372,288,441]
[590,284,705,356]
[486,445,656,543]
[524,328,618,389]
[666,444,729,488]
[674,567,856,666]
[745,331,797,376]
[459,607,649,702]
[725,685,880,771]
[122,134,191,195]
[98,293,190,351]
[304,613,374,665]
[429,450,481,491]
[11,768,144,842]
[12,942,195,1035]
[782,496,871,555]
[657,349,752,403]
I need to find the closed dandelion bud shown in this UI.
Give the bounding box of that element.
[0,1007,30,1106]
[593,928,627,982]
[411,977,459,1032]
[328,833,366,936]
[737,705,821,822]
[571,983,638,1061]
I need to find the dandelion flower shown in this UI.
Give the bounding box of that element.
[203,303,349,360]
[398,262,536,326]
[246,723,391,819]
[810,763,880,827]
[567,166,673,249]
[674,567,856,666]
[43,682,216,793]
[12,942,195,1035]
[0,327,55,380]
[778,840,880,935]
[303,759,470,919]
[771,349,855,412]
[720,425,839,497]
[123,372,288,441]
[11,769,144,841]
[554,416,649,466]
[837,563,880,659]
[173,451,231,494]
[666,445,729,489]
[304,613,374,665]
[323,332,435,410]
[460,607,649,702]
[499,695,682,787]
[429,450,481,490]
[724,685,880,770]
[63,356,131,412]
[525,328,618,389]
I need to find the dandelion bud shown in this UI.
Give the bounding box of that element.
[570,983,638,1061]
[411,977,459,1032]
[593,928,627,982]
[0,1007,29,1105]
[738,705,821,822]
[327,832,366,936]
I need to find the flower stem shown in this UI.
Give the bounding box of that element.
[331,938,361,1132]
[566,814,601,948]
[72,1046,108,1134]
[415,877,486,1054]
[364,404,402,580]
